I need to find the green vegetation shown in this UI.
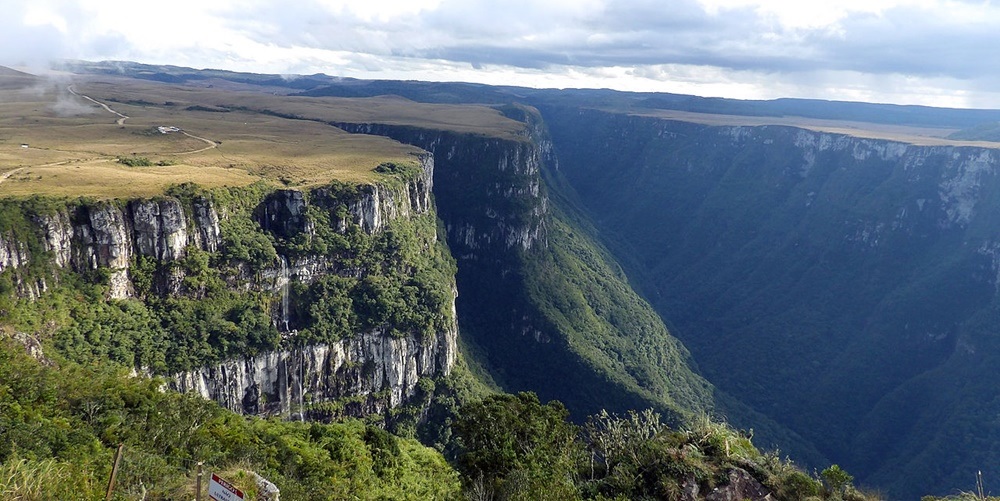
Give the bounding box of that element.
[374,161,419,177]
[117,156,175,167]
[540,106,1000,498]
[0,340,461,499]
[9,64,976,499]
[451,392,879,501]
[455,392,581,499]
[0,168,453,376]
[0,164,470,497]
[363,120,717,434]
[522,205,713,422]
[0,335,876,500]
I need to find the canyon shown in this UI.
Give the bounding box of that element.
[9,62,1000,497]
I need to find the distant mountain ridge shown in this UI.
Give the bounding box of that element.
[67,59,1000,130]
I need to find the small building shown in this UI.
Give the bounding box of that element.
[20,144,28,148]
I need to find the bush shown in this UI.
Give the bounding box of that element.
[117,156,153,167]
[454,392,582,499]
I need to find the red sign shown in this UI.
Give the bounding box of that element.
[208,473,245,501]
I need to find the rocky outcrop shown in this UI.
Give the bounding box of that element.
[259,153,434,240]
[258,190,310,240]
[166,158,451,420]
[703,469,773,501]
[675,468,773,501]
[191,197,221,252]
[171,323,457,419]
[0,154,455,423]
[36,210,73,268]
[130,198,190,262]
[0,237,31,274]
[0,199,223,299]
[331,123,546,255]
[73,204,133,297]
[0,162,439,300]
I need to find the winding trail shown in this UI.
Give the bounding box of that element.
[4,86,224,190]
[178,131,219,154]
[4,87,222,189]
[66,85,219,154]
[0,158,87,187]
[0,167,26,184]
[68,86,129,125]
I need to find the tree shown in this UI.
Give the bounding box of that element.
[453,392,582,499]
[822,464,854,497]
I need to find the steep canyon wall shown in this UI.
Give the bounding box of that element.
[542,107,1000,497]
[0,156,457,423]
[333,115,717,424]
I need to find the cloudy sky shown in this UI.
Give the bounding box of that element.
[4,0,1000,108]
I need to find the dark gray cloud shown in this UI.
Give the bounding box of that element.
[813,8,1000,80]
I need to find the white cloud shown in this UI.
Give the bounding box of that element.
[4,0,1000,108]
[696,0,923,29]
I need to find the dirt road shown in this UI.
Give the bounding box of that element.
[67,85,218,153]
[68,86,129,125]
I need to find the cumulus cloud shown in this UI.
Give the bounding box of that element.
[4,0,1000,107]
[0,3,67,68]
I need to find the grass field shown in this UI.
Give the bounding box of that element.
[0,71,501,198]
[629,108,1000,148]
[76,76,525,138]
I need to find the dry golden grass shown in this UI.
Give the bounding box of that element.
[628,108,1000,148]
[0,73,433,198]
[0,161,257,198]
[72,76,524,137]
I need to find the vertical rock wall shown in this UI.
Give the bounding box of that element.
[0,155,456,421]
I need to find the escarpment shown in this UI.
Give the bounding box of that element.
[331,114,717,425]
[172,326,456,420]
[330,122,547,255]
[330,123,567,393]
[540,107,1000,498]
[0,155,457,423]
[168,154,456,420]
[0,196,221,298]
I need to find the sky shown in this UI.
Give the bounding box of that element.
[3,0,1000,109]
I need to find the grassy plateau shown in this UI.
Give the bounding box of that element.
[0,70,524,198]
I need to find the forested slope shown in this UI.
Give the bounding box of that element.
[542,106,1000,498]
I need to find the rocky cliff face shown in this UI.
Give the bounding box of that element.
[166,153,457,419]
[329,112,720,429]
[199,155,456,420]
[330,122,555,382]
[172,324,456,419]
[540,107,1000,497]
[0,154,456,422]
[0,196,221,298]
[331,122,547,256]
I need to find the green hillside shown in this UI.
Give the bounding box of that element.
[0,339,461,499]
[540,106,1000,498]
